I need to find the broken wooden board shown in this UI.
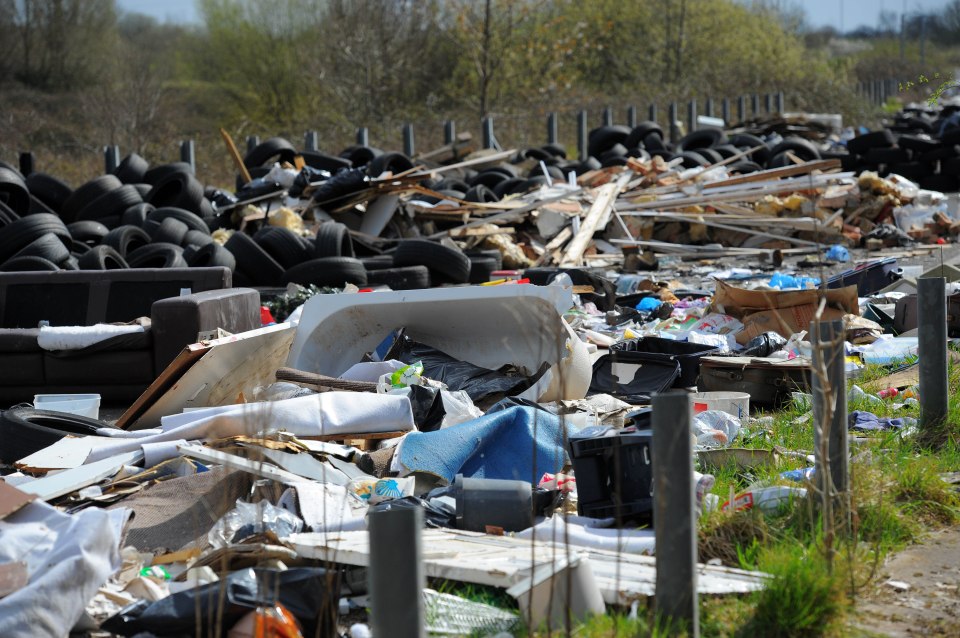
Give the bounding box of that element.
[289,528,768,605]
[560,173,631,266]
[124,323,296,431]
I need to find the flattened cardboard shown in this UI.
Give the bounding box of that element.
[712,279,859,318]
[0,481,35,520]
[737,306,846,345]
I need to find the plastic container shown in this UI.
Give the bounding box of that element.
[690,391,750,420]
[33,393,101,419]
[453,474,533,533]
[827,257,898,296]
[612,336,721,387]
[567,426,653,522]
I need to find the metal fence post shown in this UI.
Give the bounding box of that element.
[482,117,495,150]
[304,130,319,152]
[737,96,746,122]
[648,103,658,126]
[918,277,949,435]
[104,145,120,173]
[721,98,730,124]
[751,94,760,116]
[668,102,679,144]
[444,120,456,146]
[18,152,34,177]
[764,93,772,113]
[687,99,698,133]
[577,110,588,160]
[626,105,637,128]
[246,136,259,153]
[402,123,415,156]
[602,107,613,127]
[775,91,785,113]
[546,112,558,145]
[356,127,369,146]
[179,140,195,172]
[653,390,699,637]
[368,507,425,638]
[811,319,849,502]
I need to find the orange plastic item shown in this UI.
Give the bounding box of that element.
[253,603,303,638]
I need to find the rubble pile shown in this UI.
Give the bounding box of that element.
[0,116,958,636]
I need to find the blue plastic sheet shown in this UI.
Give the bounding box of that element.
[397,406,567,484]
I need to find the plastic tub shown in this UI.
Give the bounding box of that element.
[690,391,750,420]
[33,393,101,419]
[453,474,533,533]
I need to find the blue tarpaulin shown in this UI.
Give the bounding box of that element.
[397,406,568,484]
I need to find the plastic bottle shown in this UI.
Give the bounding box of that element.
[252,603,303,638]
[877,387,899,399]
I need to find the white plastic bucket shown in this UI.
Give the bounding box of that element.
[34,394,101,420]
[691,391,750,420]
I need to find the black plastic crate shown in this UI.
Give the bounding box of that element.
[611,336,721,388]
[568,426,653,524]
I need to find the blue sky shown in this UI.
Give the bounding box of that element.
[117,0,954,31]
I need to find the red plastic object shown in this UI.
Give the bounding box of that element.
[260,306,276,325]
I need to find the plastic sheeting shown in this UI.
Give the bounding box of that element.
[0,499,130,638]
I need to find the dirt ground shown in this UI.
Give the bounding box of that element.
[854,527,960,637]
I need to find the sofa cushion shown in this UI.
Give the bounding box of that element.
[0,353,44,385]
[0,328,42,353]
[43,325,153,358]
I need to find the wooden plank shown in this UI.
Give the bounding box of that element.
[560,173,631,266]
[698,159,842,189]
[177,444,305,485]
[18,450,144,501]
[449,226,515,238]
[116,343,211,429]
[289,528,768,605]
[220,128,253,184]
[128,323,296,430]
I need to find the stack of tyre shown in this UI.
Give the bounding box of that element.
[0,154,233,273]
[834,106,960,192]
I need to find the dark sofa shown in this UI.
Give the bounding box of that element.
[0,267,260,406]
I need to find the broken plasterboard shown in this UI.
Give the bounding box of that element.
[289,527,768,604]
[122,322,296,430]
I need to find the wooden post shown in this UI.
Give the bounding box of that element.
[811,319,849,502]
[444,120,456,146]
[626,105,638,128]
[652,390,699,637]
[918,277,949,436]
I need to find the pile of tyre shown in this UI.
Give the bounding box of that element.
[830,106,960,193]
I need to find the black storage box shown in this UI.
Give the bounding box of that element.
[612,336,721,387]
[827,257,898,296]
[698,355,811,409]
[568,426,653,523]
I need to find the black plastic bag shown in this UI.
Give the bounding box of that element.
[741,331,788,357]
[311,168,368,208]
[408,384,446,432]
[288,166,332,198]
[393,335,549,403]
[368,495,455,528]
[101,567,340,637]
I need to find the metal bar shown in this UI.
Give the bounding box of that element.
[356,127,369,146]
[811,319,849,500]
[668,103,679,144]
[577,110,588,161]
[368,507,425,638]
[627,105,638,128]
[751,94,760,116]
[403,123,415,156]
[179,139,195,172]
[246,136,259,153]
[764,93,772,113]
[653,390,699,637]
[547,112,558,144]
[775,91,785,113]
[18,152,34,177]
[103,145,120,173]
[602,106,613,126]
[648,103,658,126]
[482,117,496,150]
[721,98,730,124]
[444,120,456,146]
[304,130,319,152]
[918,277,949,433]
[705,98,714,118]
[687,99,697,133]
